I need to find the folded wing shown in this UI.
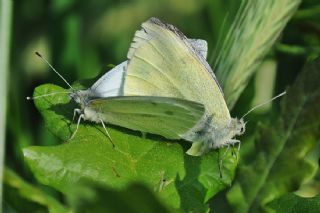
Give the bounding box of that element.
[87,96,205,139]
[124,17,231,127]
[90,61,126,97]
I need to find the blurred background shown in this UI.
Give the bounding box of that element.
[3,0,320,210]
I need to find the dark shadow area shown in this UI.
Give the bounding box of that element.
[175,154,208,212]
[68,179,171,213]
[49,101,75,121]
[209,188,234,213]
[48,100,76,138]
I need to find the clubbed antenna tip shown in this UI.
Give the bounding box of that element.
[35,52,41,57]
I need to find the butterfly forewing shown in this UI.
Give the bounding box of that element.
[124,18,231,128]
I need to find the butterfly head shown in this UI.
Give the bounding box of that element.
[70,90,91,109]
[234,118,246,136]
[224,118,246,144]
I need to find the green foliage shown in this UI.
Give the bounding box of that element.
[23,84,238,212]
[3,168,68,213]
[0,0,13,207]
[3,167,176,213]
[226,59,320,213]
[67,181,174,213]
[268,193,320,213]
[215,0,301,109]
[5,0,320,212]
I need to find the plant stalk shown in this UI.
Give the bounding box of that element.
[0,0,12,210]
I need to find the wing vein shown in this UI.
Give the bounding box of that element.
[134,55,184,97]
[126,74,162,90]
[103,111,198,124]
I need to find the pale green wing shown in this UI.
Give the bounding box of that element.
[86,96,205,139]
[124,17,231,128]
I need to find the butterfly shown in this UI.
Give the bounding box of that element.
[122,17,246,156]
[29,53,205,146]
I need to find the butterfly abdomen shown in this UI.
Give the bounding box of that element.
[83,107,101,123]
[183,115,243,155]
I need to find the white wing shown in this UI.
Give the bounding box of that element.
[188,39,208,59]
[127,23,208,60]
[89,37,206,98]
[124,17,230,128]
[90,61,126,97]
[123,18,235,156]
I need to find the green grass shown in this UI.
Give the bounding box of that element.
[3,0,320,212]
[0,0,12,209]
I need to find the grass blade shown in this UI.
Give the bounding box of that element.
[0,0,13,209]
[215,0,301,108]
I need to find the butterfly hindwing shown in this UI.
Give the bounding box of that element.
[86,96,205,139]
[90,61,126,98]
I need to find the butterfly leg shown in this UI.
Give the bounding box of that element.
[141,132,147,139]
[99,119,115,148]
[69,113,84,140]
[72,108,81,121]
[221,145,230,160]
[228,139,241,161]
[237,141,241,152]
[231,144,236,157]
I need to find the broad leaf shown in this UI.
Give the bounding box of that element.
[3,168,68,213]
[23,83,238,212]
[227,59,320,212]
[67,181,174,213]
[268,193,320,213]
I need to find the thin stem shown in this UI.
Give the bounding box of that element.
[0,0,13,208]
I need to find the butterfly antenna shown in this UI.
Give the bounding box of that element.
[242,91,286,119]
[35,52,74,89]
[26,91,72,100]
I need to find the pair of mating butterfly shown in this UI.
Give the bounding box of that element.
[29,17,284,156]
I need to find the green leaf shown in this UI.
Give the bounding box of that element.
[23,84,238,212]
[226,59,320,213]
[268,193,320,213]
[67,181,175,213]
[3,168,68,213]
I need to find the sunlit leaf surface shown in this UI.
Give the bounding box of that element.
[23,84,238,212]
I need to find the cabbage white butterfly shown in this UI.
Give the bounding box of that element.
[123,17,285,155]
[28,52,206,145]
